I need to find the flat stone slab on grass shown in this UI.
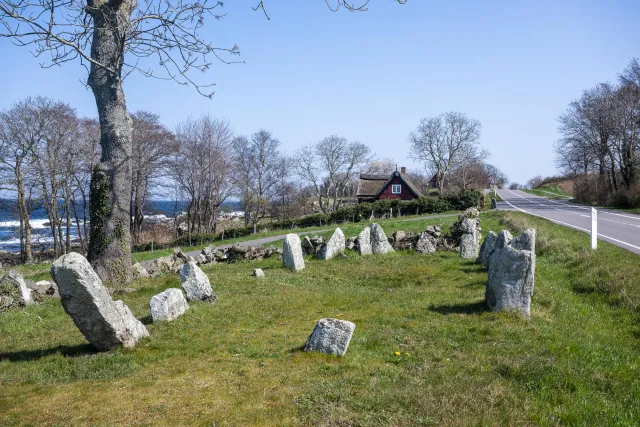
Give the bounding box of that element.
[180,261,217,303]
[304,318,355,357]
[150,288,189,322]
[283,234,305,271]
[253,268,265,277]
[50,253,149,351]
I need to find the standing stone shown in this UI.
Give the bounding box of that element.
[304,318,356,357]
[0,270,34,307]
[476,231,498,267]
[370,223,394,255]
[316,228,346,260]
[283,234,305,272]
[301,236,314,255]
[50,253,149,351]
[494,230,513,253]
[486,231,536,317]
[253,268,265,277]
[459,217,480,259]
[356,225,372,255]
[150,288,189,322]
[416,232,437,254]
[491,198,497,209]
[180,261,217,302]
[509,228,536,252]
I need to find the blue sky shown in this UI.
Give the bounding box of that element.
[1,0,638,184]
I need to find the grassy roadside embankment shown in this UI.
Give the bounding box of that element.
[524,183,573,200]
[1,211,639,425]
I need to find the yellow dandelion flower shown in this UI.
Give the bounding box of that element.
[394,351,401,356]
[405,353,410,356]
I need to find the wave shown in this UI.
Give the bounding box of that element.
[0,218,86,229]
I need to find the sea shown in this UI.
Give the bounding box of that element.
[0,200,197,253]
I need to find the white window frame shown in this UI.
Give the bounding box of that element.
[391,184,402,194]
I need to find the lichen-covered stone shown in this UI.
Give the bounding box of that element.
[304,318,355,356]
[370,223,394,255]
[50,253,149,350]
[150,288,189,322]
[476,231,498,267]
[0,269,34,309]
[283,234,305,272]
[416,232,437,254]
[316,228,346,260]
[486,230,536,317]
[356,225,372,255]
[180,261,217,302]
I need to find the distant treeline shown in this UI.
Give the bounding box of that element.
[132,190,481,252]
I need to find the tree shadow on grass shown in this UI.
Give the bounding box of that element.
[428,300,487,315]
[0,343,97,362]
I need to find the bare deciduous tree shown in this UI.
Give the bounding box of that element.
[130,111,178,243]
[0,0,406,278]
[295,136,372,213]
[408,111,483,191]
[232,130,282,227]
[170,116,234,235]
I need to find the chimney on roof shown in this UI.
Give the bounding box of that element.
[400,166,406,175]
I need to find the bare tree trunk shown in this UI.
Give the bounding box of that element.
[87,6,134,283]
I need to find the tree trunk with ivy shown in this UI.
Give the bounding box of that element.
[87,2,135,283]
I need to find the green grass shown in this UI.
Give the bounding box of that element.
[130,213,460,262]
[525,183,573,199]
[1,211,639,425]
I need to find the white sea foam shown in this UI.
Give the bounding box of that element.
[0,218,85,229]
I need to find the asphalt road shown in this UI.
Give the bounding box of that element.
[495,189,640,255]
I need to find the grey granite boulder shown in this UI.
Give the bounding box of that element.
[150,288,189,322]
[370,223,394,255]
[50,253,149,350]
[509,228,536,252]
[304,318,356,356]
[0,270,34,308]
[316,228,346,260]
[495,230,513,251]
[301,236,315,255]
[356,225,372,255]
[133,262,149,278]
[253,268,265,277]
[486,231,536,317]
[416,232,437,254]
[476,231,498,267]
[27,279,59,298]
[180,261,217,302]
[459,217,479,259]
[283,234,305,272]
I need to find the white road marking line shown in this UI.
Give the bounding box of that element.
[496,190,640,252]
[523,191,640,222]
[508,190,640,229]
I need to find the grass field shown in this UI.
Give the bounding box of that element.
[130,213,461,263]
[524,183,573,200]
[1,211,639,425]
